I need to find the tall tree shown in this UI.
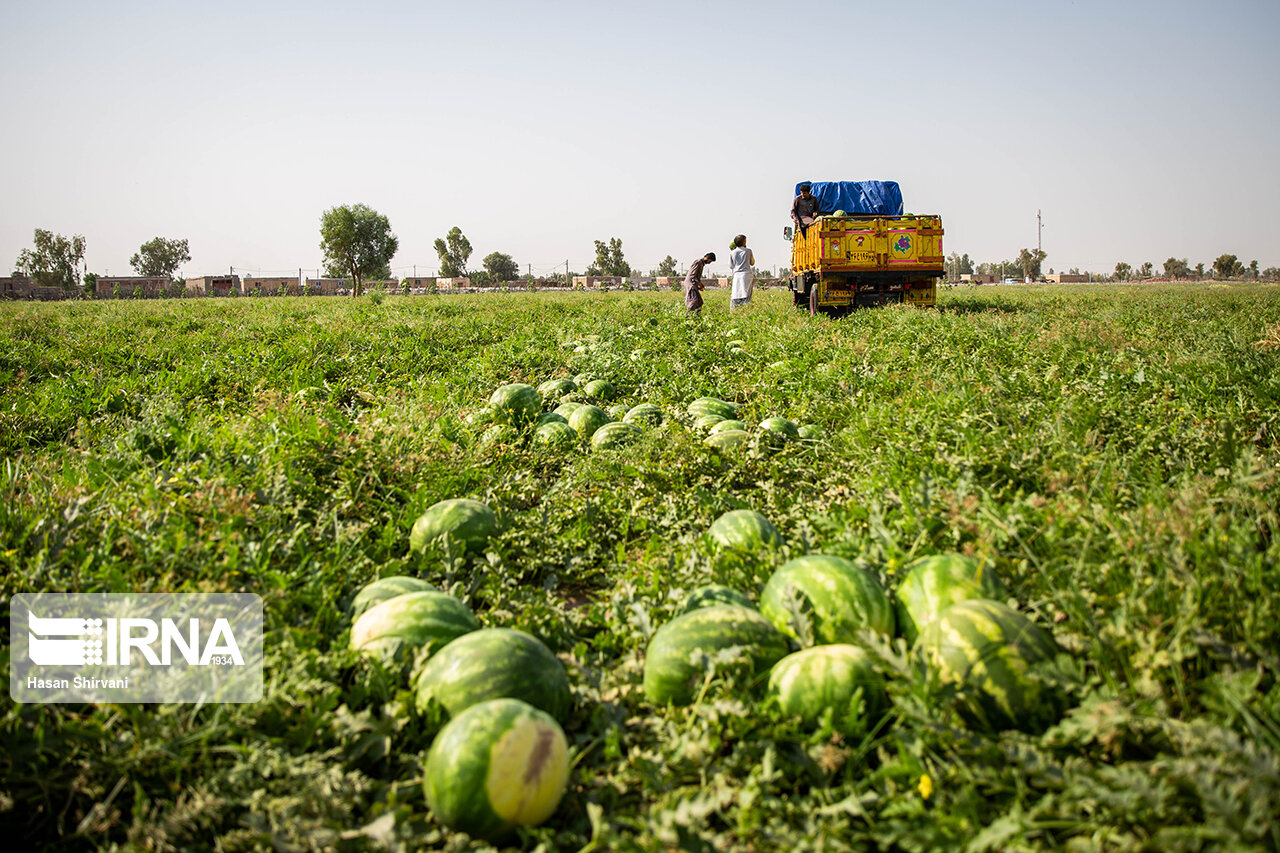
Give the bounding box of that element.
[1016,248,1047,280]
[586,238,631,277]
[319,203,398,296]
[1249,260,1259,279]
[481,251,519,282]
[434,227,473,278]
[1163,258,1190,279]
[1213,254,1241,279]
[655,255,679,277]
[130,237,191,279]
[15,228,85,290]
[1138,262,1154,277]
[1114,262,1132,281]
[1195,262,1205,279]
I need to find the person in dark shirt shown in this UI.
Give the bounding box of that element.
[684,252,716,312]
[791,184,822,236]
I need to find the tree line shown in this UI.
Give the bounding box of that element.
[947,250,1278,283]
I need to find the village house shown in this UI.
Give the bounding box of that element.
[95,276,172,299]
[186,275,242,297]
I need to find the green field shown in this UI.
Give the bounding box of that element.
[3,283,1279,851]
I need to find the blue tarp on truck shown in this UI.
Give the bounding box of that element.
[794,181,903,216]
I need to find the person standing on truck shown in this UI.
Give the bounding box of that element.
[728,235,755,310]
[791,184,821,236]
[684,252,716,313]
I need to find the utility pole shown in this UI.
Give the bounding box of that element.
[1037,210,1042,254]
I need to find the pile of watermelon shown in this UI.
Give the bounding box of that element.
[643,509,1071,735]
[346,498,578,839]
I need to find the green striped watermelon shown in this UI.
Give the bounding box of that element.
[768,644,886,731]
[707,509,783,552]
[410,498,497,554]
[534,420,577,449]
[536,378,577,402]
[349,590,479,661]
[488,383,541,427]
[643,605,790,706]
[553,401,584,419]
[680,585,755,614]
[709,419,747,434]
[424,698,570,839]
[797,423,825,440]
[477,424,516,449]
[761,555,893,644]
[583,378,617,401]
[694,413,727,432]
[622,403,664,428]
[916,599,1064,733]
[349,576,436,620]
[896,553,1007,644]
[591,421,641,451]
[704,429,749,450]
[534,412,568,427]
[606,403,628,420]
[572,372,599,387]
[567,404,611,439]
[688,397,741,420]
[414,628,571,722]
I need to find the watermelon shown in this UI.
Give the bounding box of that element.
[349,576,436,620]
[462,408,493,428]
[415,628,571,722]
[349,591,479,661]
[591,421,641,451]
[567,404,611,439]
[916,599,1064,733]
[797,423,825,440]
[704,429,749,450]
[410,498,497,554]
[709,419,747,434]
[681,584,755,614]
[583,378,617,401]
[694,413,727,432]
[572,372,599,387]
[535,412,568,427]
[708,509,783,552]
[606,403,628,420]
[768,644,886,731]
[759,416,800,443]
[643,605,790,706]
[488,383,541,427]
[553,401,584,418]
[896,553,1007,645]
[534,420,577,449]
[622,403,664,428]
[536,378,577,402]
[424,698,570,839]
[477,423,516,449]
[761,555,893,644]
[688,397,741,420]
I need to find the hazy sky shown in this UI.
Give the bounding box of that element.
[2,0,1278,279]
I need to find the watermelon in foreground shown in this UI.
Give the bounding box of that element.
[349,591,479,661]
[410,498,497,554]
[567,404,611,439]
[768,644,886,732]
[895,553,1007,644]
[643,605,789,706]
[415,628,572,722]
[348,576,436,620]
[425,698,570,839]
[591,421,641,451]
[681,584,755,614]
[488,383,541,427]
[761,555,893,644]
[708,509,784,553]
[916,599,1065,733]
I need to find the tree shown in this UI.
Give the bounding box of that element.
[1163,257,1190,279]
[1138,262,1154,278]
[1213,254,1238,279]
[130,237,191,279]
[655,255,679,277]
[1195,262,1205,279]
[482,251,519,282]
[434,227,472,278]
[1114,262,1132,281]
[1016,248,1047,281]
[1249,260,1259,279]
[585,238,631,277]
[319,204,399,297]
[15,228,85,291]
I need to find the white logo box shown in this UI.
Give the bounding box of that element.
[10,593,263,704]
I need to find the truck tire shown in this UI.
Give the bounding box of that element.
[809,284,820,316]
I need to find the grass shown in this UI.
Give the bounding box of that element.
[2,282,1279,851]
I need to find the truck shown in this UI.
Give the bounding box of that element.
[786,181,944,315]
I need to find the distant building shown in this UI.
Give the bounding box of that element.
[1044,274,1087,283]
[0,273,31,299]
[242,276,301,296]
[436,277,471,290]
[304,277,345,296]
[402,276,437,291]
[960,274,999,284]
[187,275,241,296]
[95,276,172,298]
